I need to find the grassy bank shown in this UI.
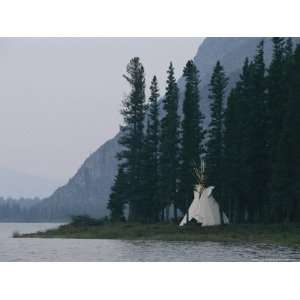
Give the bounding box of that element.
[18,222,300,246]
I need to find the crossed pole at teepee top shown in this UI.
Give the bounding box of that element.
[193,159,206,196]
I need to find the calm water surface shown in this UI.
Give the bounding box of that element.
[1,223,300,261]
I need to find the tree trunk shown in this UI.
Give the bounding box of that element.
[186,198,189,224]
[161,208,165,222]
[173,205,178,223]
[219,206,224,225]
[166,206,170,222]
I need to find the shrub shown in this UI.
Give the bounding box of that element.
[70,215,105,226]
[13,230,20,238]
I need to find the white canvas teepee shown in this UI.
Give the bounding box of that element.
[179,185,229,226]
[179,163,229,227]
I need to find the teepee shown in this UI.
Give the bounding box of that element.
[179,162,229,227]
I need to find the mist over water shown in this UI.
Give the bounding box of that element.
[1,223,300,262]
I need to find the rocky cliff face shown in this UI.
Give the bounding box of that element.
[30,136,120,220]
[29,37,299,221]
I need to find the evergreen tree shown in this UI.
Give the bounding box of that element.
[159,63,180,221]
[223,59,252,223]
[205,61,228,223]
[223,87,244,222]
[140,76,160,222]
[117,57,147,221]
[223,56,258,222]
[247,41,268,222]
[107,166,127,221]
[266,38,286,177]
[271,44,300,222]
[225,45,268,223]
[235,41,268,222]
[232,54,268,223]
[178,60,205,220]
[267,38,293,221]
[284,38,293,64]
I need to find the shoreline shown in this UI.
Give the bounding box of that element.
[17,222,300,247]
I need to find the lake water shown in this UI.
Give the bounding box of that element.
[1,223,300,261]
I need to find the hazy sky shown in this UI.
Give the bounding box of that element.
[0,38,203,184]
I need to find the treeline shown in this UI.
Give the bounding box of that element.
[0,197,41,221]
[107,59,204,223]
[107,38,300,224]
[221,38,300,223]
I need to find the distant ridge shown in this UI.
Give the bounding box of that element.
[0,167,62,199]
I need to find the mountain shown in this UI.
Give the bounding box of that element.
[29,137,120,220]
[0,167,62,199]
[24,37,300,221]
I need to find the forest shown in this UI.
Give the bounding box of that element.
[107,37,300,224]
[0,197,41,221]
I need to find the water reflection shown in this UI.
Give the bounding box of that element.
[0,223,299,262]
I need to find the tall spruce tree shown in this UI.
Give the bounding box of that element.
[178,60,205,221]
[107,166,127,221]
[223,58,252,223]
[237,57,268,223]
[266,38,286,194]
[140,76,160,222]
[159,62,180,221]
[237,41,268,222]
[223,87,244,222]
[205,61,228,223]
[117,57,147,221]
[232,54,268,223]
[284,38,294,65]
[248,41,268,222]
[271,44,300,222]
[267,38,292,221]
